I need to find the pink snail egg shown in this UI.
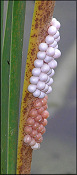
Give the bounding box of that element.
[45,76,50,83]
[43,104,48,110]
[47,69,52,75]
[52,20,61,30]
[32,122,39,130]
[45,35,54,44]
[35,133,42,140]
[41,98,47,106]
[37,51,46,60]
[44,55,53,63]
[45,95,48,100]
[48,60,57,69]
[31,143,40,150]
[53,30,60,39]
[42,119,48,126]
[30,76,39,85]
[39,72,48,82]
[28,84,36,93]
[29,109,38,118]
[42,84,49,92]
[31,130,38,137]
[37,136,43,143]
[51,17,57,25]
[49,40,57,48]
[29,138,36,146]
[42,110,49,119]
[27,117,35,126]
[33,89,41,97]
[39,43,48,51]
[41,127,46,135]
[24,135,31,144]
[46,47,55,57]
[34,99,42,109]
[41,63,50,73]
[37,81,45,90]
[32,68,41,77]
[35,115,42,122]
[37,124,44,132]
[24,126,32,134]
[34,59,43,68]
[55,36,60,42]
[46,86,52,94]
[53,49,61,59]
[47,78,53,85]
[37,107,44,114]
[38,92,45,99]
[49,69,55,77]
[48,26,57,36]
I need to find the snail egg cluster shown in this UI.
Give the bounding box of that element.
[24,96,49,150]
[28,17,61,98]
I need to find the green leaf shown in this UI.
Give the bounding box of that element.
[1,0,4,56]
[1,1,13,174]
[7,1,26,174]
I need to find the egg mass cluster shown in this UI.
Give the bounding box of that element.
[28,17,61,98]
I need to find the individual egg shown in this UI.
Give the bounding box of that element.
[48,26,57,35]
[32,68,41,77]
[29,138,36,146]
[55,36,60,42]
[35,115,42,122]
[24,126,32,135]
[44,55,53,63]
[49,40,57,48]
[52,20,61,30]
[24,135,31,144]
[42,110,49,119]
[29,108,37,118]
[45,95,48,100]
[45,35,54,44]
[47,78,53,85]
[34,99,42,109]
[35,133,42,140]
[34,59,43,68]
[30,76,39,85]
[39,72,48,82]
[48,60,57,69]
[31,130,37,137]
[28,84,36,93]
[41,127,46,135]
[54,45,58,49]
[38,92,45,98]
[27,117,35,126]
[43,104,48,110]
[46,47,55,57]
[31,142,40,150]
[51,17,57,25]
[41,63,50,73]
[32,122,39,130]
[37,81,45,90]
[37,124,44,132]
[37,107,44,114]
[53,49,61,59]
[33,89,41,97]
[45,76,50,83]
[46,86,52,94]
[49,69,55,77]
[39,43,48,51]
[41,98,47,106]
[42,119,48,126]
[37,51,46,60]
[42,84,49,92]
[47,69,52,75]
[37,137,43,143]
[53,30,60,39]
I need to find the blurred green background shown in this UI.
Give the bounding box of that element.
[3,1,76,174]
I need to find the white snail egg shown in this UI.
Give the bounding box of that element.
[30,76,39,84]
[44,55,53,63]
[49,40,57,48]
[54,45,58,49]
[53,20,61,30]
[47,69,52,75]
[37,51,46,60]
[47,78,53,85]
[46,47,55,57]
[45,76,50,83]
[32,68,41,76]
[42,84,49,92]
[46,86,52,94]
[31,143,40,150]
[33,89,41,97]
[39,73,48,82]
[48,60,57,69]
[34,59,43,68]
[38,91,45,98]
[49,69,55,77]
[51,18,57,25]
[39,43,48,51]
[53,31,60,39]
[53,49,61,59]
[41,63,50,73]
[45,35,54,44]
[55,36,60,42]
[48,26,57,36]
[28,84,36,93]
[37,81,45,90]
